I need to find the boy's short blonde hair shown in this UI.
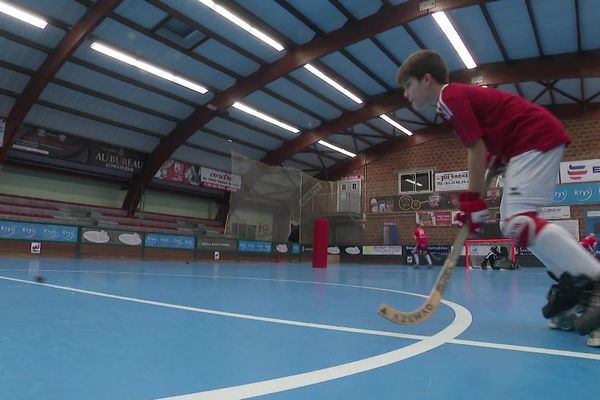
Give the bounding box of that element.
[396,50,449,87]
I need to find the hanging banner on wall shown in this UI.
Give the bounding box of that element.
[537,206,571,220]
[238,240,272,253]
[88,143,145,174]
[200,167,241,192]
[13,126,88,162]
[405,244,451,263]
[155,160,200,186]
[416,211,453,226]
[0,221,78,242]
[81,228,143,246]
[197,238,237,251]
[145,233,195,249]
[560,159,600,183]
[434,171,469,192]
[11,125,149,174]
[369,187,502,213]
[552,182,600,205]
[362,245,402,255]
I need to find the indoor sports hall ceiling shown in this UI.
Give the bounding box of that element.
[0,0,599,210]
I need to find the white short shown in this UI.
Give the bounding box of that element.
[500,145,564,220]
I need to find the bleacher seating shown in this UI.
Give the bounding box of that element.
[0,193,225,236]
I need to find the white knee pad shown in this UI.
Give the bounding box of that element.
[500,214,542,247]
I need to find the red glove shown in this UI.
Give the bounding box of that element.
[455,191,489,234]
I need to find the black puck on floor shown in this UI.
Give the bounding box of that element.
[34,276,46,283]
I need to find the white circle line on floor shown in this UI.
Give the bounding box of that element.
[0,273,471,400]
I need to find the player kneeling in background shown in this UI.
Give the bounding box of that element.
[480,246,502,270]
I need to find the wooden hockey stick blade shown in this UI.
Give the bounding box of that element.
[378,225,469,325]
[378,159,500,325]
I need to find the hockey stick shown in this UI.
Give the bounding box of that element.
[378,158,500,325]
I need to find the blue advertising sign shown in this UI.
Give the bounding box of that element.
[292,243,301,254]
[238,240,272,253]
[0,221,78,242]
[145,233,195,249]
[552,182,600,205]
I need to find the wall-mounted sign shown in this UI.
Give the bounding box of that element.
[145,233,195,249]
[552,182,600,205]
[560,159,600,183]
[0,221,78,242]
[238,240,272,253]
[200,167,241,192]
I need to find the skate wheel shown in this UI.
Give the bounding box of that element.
[559,317,574,331]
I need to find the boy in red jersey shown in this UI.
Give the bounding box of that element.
[412,223,433,268]
[397,50,600,347]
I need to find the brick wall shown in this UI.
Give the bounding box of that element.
[355,119,600,245]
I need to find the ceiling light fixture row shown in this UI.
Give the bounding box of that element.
[0,0,47,29]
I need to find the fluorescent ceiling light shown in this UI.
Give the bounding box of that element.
[317,140,356,158]
[405,178,423,187]
[195,0,284,51]
[232,102,299,133]
[0,1,47,29]
[304,64,363,104]
[379,114,413,136]
[432,12,477,69]
[90,42,208,94]
[195,2,364,109]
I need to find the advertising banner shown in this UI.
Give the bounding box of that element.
[362,245,403,255]
[88,143,145,174]
[145,233,195,249]
[552,182,600,205]
[292,243,301,254]
[416,210,453,226]
[537,206,571,220]
[238,240,272,253]
[197,238,237,251]
[0,221,78,242]
[81,228,143,246]
[341,246,362,255]
[405,245,451,263]
[200,167,241,192]
[435,171,469,192]
[155,159,200,186]
[560,159,600,183]
[369,188,502,213]
[13,126,88,162]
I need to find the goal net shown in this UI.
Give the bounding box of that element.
[465,239,516,269]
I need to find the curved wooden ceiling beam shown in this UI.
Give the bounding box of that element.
[263,50,600,168]
[0,0,123,163]
[123,0,490,212]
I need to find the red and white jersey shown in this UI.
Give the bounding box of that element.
[436,83,570,159]
[580,235,598,249]
[413,227,428,245]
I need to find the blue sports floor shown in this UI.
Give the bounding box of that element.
[1,258,599,400]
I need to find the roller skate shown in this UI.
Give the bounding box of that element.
[548,307,579,331]
[542,272,592,331]
[574,281,600,347]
